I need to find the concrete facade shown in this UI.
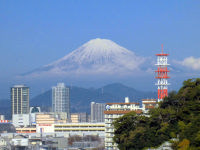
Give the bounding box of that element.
[91,102,105,123]
[12,114,30,127]
[11,85,29,114]
[104,97,142,150]
[52,83,70,120]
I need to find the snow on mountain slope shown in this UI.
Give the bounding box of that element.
[23,38,148,77]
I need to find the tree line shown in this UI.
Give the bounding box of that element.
[113,78,200,150]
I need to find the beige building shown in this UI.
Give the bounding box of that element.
[36,112,67,124]
[70,113,88,123]
[70,113,79,123]
[36,113,56,124]
[104,97,142,150]
[35,122,105,136]
[54,122,105,136]
[36,113,56,133]
[16,127,36,133]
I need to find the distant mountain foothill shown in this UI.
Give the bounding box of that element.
[0,83,156,119]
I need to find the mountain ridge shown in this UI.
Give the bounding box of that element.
[0,83,157,119]
[30,82,157,113]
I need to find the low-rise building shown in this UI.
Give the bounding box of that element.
[36,123,54,133]
[12,114,30,127]
[54,122,105,136]
[71,113,79,123]
[16,127,36,133]
[36,112,68,124]
[35,122,105,136]
[71,113,89,123]
[36,113,56,124]
[0,115,5,120]
[11,135,29,147]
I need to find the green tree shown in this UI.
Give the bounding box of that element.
[113,78,200,150]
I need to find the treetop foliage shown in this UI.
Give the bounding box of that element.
[113,78,200,150]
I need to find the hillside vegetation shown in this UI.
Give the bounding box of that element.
[113,78,200,150]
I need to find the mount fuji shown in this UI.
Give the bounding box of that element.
[23,38,151,78]
[16,38,194,94]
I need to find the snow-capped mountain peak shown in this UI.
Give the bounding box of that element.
[23,38,146,77]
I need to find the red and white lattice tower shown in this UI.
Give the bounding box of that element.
[155,44,170,102]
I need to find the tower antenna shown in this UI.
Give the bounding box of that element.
[155,45,170,102]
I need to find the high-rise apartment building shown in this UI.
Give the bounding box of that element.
[52,83,70,120]
[91,102,105,122]
[11,85,29,114]
[104,97,142,150]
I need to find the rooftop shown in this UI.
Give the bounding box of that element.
[106,102,139,105]
[13,85,28,88]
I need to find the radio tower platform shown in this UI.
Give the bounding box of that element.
[155,44,170,102]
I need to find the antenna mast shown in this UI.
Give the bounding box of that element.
[155,45,170,102]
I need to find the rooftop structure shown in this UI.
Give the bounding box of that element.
[30,107,41,113]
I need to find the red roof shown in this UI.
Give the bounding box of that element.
[104,110,142,114]
[156,54,169,56]
[106,102,139,105]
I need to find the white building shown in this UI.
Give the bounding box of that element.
[36,122,105,136]
[52,83,70,120]
[30,106,41,125]
[11,135,29,147]
[54,122,105,136]
[12,114,30,127]
[0,115,5,120]
[36,123,54,133]
[104,97,142,150]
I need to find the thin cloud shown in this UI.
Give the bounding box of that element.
[178,56,200,70]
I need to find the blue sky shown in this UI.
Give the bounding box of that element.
[0,1,200,97]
